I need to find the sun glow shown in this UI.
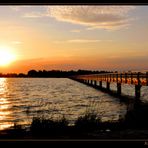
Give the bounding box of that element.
[0,46,16,66]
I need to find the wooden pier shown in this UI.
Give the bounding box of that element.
[69,72,148,102]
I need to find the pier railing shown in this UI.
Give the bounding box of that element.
[70,72,148,99]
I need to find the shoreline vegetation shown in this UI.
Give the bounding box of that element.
[1,102,148,139]
[0,69,112,78]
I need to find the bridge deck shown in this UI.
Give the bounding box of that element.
[71,72,148,86]
[70,72,148,99]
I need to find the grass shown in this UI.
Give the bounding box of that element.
[27,112,102,138]
[30,116,69,138]
[1,102,148,139]
[74,113,101,132]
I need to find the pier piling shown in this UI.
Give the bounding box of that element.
[106,81,110,91]
[99,81,102,88]
[117,83,121,95]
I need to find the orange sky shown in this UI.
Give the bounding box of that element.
[0,6,148,73]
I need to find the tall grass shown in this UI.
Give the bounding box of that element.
[74,113,101,132]
[30,115,69,137]
[2,102,148,138]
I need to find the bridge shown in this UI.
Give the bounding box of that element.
[70,72,148,102]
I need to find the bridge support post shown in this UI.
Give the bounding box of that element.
[91,80,93,85]
[99,81,102,88]
[94,80,97,86]
[146,72,148,86]
[117,83,121,95]
[107,81,110,91]
[135,72,141,100]
[86,80,88,84]
[135,85,141,99]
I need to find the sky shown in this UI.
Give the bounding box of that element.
[0,5,148,74]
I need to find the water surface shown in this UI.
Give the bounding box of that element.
[1,78,147,130]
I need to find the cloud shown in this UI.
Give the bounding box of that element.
[23,12,45,18]
[54,39,101,43]
[47,6,136,30]
[10,6,48,18]
[10,6,136,30]
[9,6,33,11]
[70,29,81,33]
[54,39,113,43]
[10,6,21,11]
[68,39,101,43]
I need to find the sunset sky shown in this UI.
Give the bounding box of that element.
[0,5,148,74]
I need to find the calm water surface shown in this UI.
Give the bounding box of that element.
[0,78,148,130]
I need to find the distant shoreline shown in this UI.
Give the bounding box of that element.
[0,69,111,78]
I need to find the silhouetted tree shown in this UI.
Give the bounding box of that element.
[28,70,38,77]
[18,73,26,77]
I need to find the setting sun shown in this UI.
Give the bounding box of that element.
[0,47,16,66]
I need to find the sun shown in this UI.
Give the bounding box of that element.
[0,46,16,67]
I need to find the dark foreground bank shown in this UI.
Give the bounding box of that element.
[1,102,148,140]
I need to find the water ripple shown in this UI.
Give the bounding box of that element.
[0,78,132,130]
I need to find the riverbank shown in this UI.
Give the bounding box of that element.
[0,103,148,140]
[1,125,148,139]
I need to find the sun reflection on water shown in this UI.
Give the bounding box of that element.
[0,78,13,130]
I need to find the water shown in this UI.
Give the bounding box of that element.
[0,78,147,130]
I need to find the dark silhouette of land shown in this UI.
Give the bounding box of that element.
[1,103,148,140]
[0,69,111,78]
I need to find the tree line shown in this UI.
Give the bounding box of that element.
[0,69,112,78]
